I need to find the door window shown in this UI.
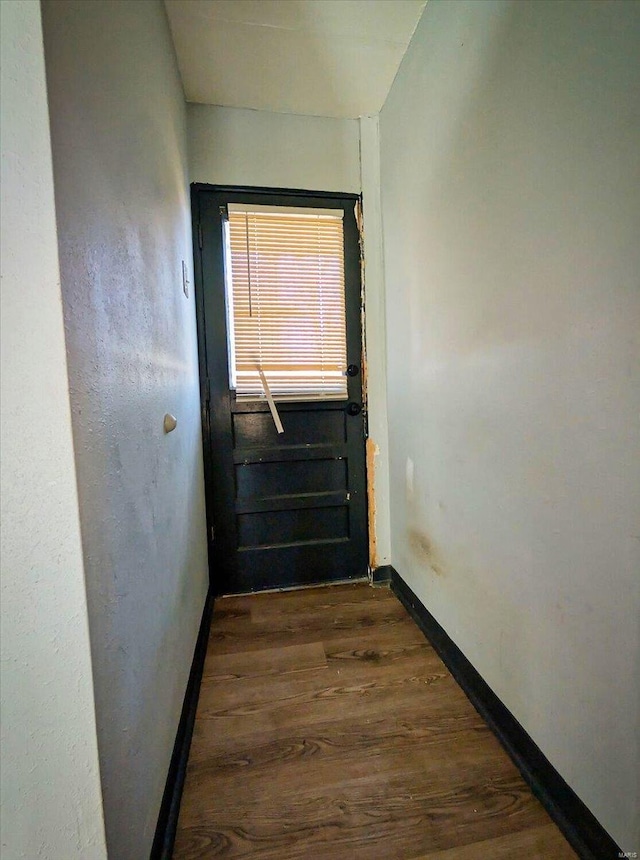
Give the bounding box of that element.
[223,203,348,401]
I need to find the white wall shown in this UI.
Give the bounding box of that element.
[380,0,639,850]
[188,104,360,193]
[0,2,107,858]
[41,2,209,858]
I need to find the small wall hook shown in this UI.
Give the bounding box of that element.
[163,413,177,434]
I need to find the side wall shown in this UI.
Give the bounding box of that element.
[379,0,640,849]
[42,2,209,858]
[0,2,107,857]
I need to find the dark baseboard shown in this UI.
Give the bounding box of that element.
[371,564,393,585]
[150,590,214,860]
[390,568,623,860]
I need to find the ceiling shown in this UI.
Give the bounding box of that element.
[164,0,427,118]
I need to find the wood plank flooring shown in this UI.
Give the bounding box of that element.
[173,583,577,859]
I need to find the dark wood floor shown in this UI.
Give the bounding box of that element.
[173,583,577,859]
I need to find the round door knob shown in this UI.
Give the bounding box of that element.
[346,364,359,377]
[347,402,362,416]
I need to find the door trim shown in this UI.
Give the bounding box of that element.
[192,182,359,201]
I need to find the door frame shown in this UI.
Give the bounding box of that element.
[191,183,370,592]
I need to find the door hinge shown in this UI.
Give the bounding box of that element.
[198,222,203,249]
[210,525,215,543]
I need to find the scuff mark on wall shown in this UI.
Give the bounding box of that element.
[407,526,446,576]
[366,437,378,568]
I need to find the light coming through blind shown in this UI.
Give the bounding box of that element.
[224,204,348,400]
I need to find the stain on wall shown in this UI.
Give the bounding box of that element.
[407,527,446,577]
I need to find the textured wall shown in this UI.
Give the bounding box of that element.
[188,104,361,192]
[42,1,209,857]
[380,0,640,849]
[0,2,107,857]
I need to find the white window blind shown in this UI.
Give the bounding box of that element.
[224,203,348,401]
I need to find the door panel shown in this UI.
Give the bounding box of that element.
[193,186,368,594]
[232,407,345,448]
[237,506,349,547]
[235,458,347,498]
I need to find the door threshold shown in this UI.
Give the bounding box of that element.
[219,576,369,598]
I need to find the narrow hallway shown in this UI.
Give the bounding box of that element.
[173,583,576,859]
